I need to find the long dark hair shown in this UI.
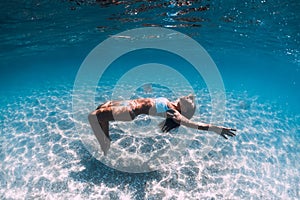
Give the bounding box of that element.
[159,94,196,132]
[159,109,181,133]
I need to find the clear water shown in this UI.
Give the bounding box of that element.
[1,0,299,199]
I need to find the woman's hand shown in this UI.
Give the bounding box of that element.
[209,125,236,139]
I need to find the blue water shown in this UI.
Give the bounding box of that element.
[1,0,299,199]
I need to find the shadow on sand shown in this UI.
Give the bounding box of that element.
[69,140,163,199]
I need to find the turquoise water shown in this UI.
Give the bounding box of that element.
[1,0,299,199]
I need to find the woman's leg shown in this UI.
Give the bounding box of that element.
[88,112,111,156]
[88,103,136,155]
[99,121,110,139]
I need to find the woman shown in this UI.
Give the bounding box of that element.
[88,94,236,155]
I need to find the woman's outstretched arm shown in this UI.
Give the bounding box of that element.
[167,109,236,139]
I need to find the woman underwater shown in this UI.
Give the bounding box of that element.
[88,94,236,155]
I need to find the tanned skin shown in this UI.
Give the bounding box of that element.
[88,96,236,155]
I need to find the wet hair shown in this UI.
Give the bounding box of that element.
[159,109,181,133]
[160,95,196,133]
